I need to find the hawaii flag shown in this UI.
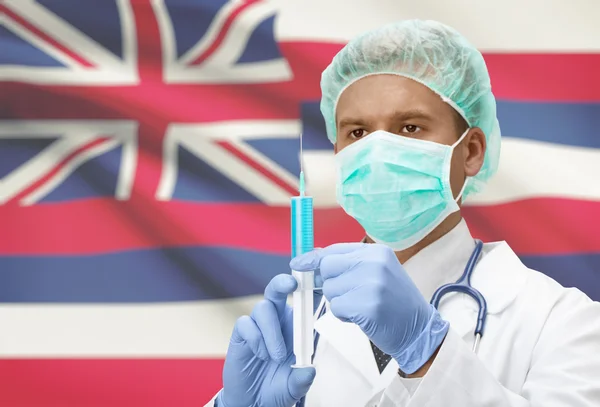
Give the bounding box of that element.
[1,0,599,405]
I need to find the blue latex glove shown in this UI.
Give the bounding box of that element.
[217,274,317,407]
[290,243,449,374]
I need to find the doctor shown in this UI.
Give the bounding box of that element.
[208,20,600,407]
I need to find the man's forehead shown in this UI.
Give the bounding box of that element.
[338,73,438,98]
[335,76,449,120]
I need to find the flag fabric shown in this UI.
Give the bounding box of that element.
[1,0,599,405]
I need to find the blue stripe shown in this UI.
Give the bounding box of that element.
[521,253,600,302]
[300,101,600,149]
[0,249,597,303]
[497,101,600,148]
[0,247,287,303]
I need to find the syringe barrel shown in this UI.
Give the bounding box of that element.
[292,269,314,367]
[291,196,314,257]
[290,195,315,368]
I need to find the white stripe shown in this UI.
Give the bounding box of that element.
[467,139,600,205]
[304,138,600,208]
[303,150,337,207]
[0,298,261,357]
[273,0,600,51]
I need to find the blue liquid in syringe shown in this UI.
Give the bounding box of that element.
[291,172,314,258]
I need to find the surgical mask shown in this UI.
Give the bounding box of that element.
[334,129,469,251]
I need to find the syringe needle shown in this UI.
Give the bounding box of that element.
[300,132,303,173]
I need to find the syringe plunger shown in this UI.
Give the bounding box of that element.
[291,269,314,368]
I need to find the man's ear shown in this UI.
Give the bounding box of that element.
[464,128,486,177]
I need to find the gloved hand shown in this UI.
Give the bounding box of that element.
[217,274,317,407]
[290,243,449,374]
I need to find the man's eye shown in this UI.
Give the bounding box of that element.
[351,129,368,139]
[402,125,420,133]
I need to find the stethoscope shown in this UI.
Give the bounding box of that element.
[296,239,487,407]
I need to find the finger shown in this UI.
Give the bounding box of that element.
[289,243,368,271]
[288,367,317,401]
[321,270,362,301]
[264,274,297,317]
[329,294,362,324]
[319,251,363,281]
[230,315,269,361]
[251,300,287,362]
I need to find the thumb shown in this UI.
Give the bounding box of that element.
[288,367,317,400]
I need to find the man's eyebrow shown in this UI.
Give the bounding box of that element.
[391,109,434,122]
[337,117,368,128]
[337,109,435,128]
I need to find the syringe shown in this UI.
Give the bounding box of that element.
[290,135,315,369]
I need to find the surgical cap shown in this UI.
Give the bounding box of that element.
[320,19,501,198]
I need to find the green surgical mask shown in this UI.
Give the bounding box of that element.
[335,129,469,251]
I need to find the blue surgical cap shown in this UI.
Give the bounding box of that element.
[320,19,501,198]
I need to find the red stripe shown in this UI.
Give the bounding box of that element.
[280,42,600,102]
[0,197,598,256]
[0,359,223,407]
[217,140,299,196]
[190,0,260,65]
[464,199,599,256]
[1,5,95,68]
[6,138,109,206]
[4,47,598,125]
[483,53,600,102]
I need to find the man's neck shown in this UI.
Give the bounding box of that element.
[365,212,463,264]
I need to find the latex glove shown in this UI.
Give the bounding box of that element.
[290,243,449,374]
[217,274,317,407]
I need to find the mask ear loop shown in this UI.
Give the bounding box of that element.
[452,128,471,202]
[455,176,470,203]
[451,127,471,149]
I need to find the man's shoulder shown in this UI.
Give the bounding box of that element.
[514,256,597,325]
[521,260,594,304]
[479,241,595,314]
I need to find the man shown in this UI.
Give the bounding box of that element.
[207,20,600,406]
